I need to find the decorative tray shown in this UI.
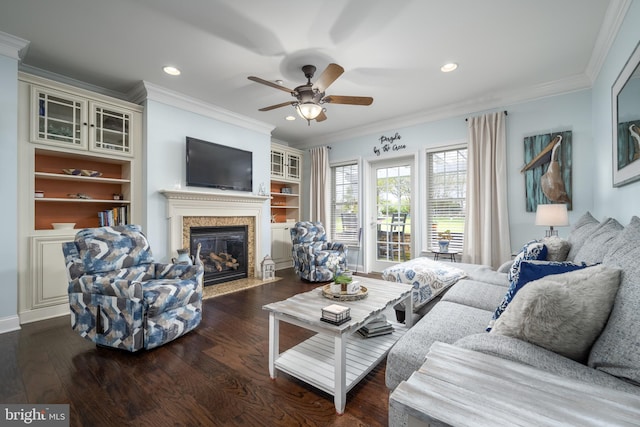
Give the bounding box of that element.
[321,284,368,301]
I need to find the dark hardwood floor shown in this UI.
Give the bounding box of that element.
[0,269,391,426]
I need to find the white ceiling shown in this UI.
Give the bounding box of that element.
[0,0,622,147]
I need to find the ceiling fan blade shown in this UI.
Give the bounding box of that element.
[315,111,327,122]
[324,95,373,106]
[259,101,295,111]
[312,63,344,92]
[248,76,294,94]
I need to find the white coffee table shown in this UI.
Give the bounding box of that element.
[263,278,413,414]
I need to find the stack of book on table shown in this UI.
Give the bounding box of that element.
[321,304,351,325]
[357,314,393,338]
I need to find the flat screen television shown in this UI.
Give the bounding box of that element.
[186,137,253,192]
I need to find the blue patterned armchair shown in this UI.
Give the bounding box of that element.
[62,225,204,352]
[290,221,348,282]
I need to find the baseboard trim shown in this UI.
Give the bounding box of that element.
[0,315,21,334]
[19,304,70,325]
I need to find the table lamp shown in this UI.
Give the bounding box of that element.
[535,204,569,237]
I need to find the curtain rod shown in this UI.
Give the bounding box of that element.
[465,110,508,122]
[308,146,332,152]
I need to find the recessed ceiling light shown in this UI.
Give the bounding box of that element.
[440,63,458,73]
[163,66,181,76]
[285,115,296,121]
[276,80,284,85]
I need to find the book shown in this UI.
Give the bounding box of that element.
[358,314,393,337]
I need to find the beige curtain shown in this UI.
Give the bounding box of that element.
[463,111,511,269]
[309,146,330,228]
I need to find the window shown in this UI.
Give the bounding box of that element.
[331,162,359,244]
[427,147,467,252]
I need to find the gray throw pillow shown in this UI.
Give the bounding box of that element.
[589,216,640,384]
[573,217,623,264]
[566,212,600,261]
[491,264,621,362]
[541,236,571,262]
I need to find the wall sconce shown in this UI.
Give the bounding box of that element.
[535,204,569,237]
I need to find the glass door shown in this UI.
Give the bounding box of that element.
[31,86,87,149]
[369,158,412,272]
[91,103,132,156]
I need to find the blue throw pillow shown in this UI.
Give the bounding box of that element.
[487,260,590,331]
[508,240,548,284]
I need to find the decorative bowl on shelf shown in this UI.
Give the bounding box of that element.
[52,222,76,230]
[80,169,102,177]
[62,168,81,175]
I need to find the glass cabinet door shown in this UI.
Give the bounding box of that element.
[31,86,87,149]
[271,150,285,178]
[286,152,301,180]
[91,103,132,156]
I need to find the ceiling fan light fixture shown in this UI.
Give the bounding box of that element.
[296,102,323,121]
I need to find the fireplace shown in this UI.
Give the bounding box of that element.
[161,189,270,280]
[190,226,248,286]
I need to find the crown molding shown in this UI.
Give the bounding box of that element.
[132,81,275,136]
[18,64,133,102]
[298,73,592,148]
[0,31,29,61]
[585,0,632,82]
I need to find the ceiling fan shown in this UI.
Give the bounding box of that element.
[248,63,373,125]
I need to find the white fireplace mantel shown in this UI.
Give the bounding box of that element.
[161,189,270,277]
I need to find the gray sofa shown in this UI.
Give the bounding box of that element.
[386,212,640,400]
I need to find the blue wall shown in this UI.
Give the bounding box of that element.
[592,0,640,223]
[143,99,272,261]
[0,54,19,327]
[317,88,593,260]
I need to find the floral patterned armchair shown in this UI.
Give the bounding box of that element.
[290,221,348,282]
[62,225,204,352]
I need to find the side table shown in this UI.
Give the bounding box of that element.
[389,342,640,426]
[431,249,458,262]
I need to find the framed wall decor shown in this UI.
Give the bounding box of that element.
[522,131,573,212]
[612,41,640,187]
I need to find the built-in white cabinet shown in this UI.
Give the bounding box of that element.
[270,143,303,269]
[18,72,143,324]
[271,223,294,270]
[271,144,301,181]
[31,85,133,156]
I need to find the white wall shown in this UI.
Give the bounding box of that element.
[592,0,640,224]
[143,99,272,262]
[0,53,19,329]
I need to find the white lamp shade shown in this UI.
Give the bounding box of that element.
[296,102,323,120]
[535,204,569,226]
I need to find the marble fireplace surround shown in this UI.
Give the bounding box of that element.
[161,190,270,279]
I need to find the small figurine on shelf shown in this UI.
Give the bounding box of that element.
[68,193,91,199]
[271,214,277,223]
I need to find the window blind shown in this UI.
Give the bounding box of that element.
[427,148,467,252]
[331,163,359,244]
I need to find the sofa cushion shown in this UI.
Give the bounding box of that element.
[75,225,154,274]
[566,211,600,261]
[454,333,640,396]
[490,265,621,362]
[385,301,493,390]
[508,240,548,284]
[487,260,590,331]
[541,236,571,262]
[590,216,640,385]
[441,280,508,311]
[573,218,623,264]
